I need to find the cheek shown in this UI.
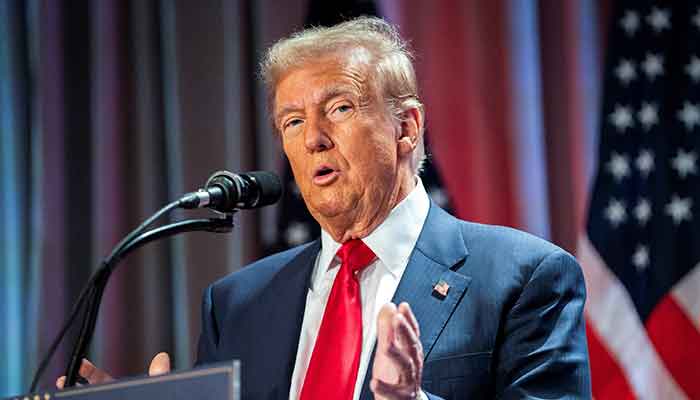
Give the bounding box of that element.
[283,140,306,172]
[287,157,311,190]
[348,135,397,176]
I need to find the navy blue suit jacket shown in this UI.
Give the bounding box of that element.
[196,203,592,399]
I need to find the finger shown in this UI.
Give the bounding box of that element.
[370,378,418,400]
[393,313,420,353]
[398,302,420,338]
[78,359,113,384]
[148,352,171,376]
[56,374,88,389]
[386,338,416,383]
[377,303,398,350]
[393,313,423,381]
[395,315,423,364]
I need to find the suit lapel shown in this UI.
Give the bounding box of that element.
[359,204,472,399]
[261,240,320,399]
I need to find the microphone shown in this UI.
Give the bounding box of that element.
[180,170,282,212]
[37,171,265,391]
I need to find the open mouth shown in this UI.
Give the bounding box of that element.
[316,167,334,177]
[313,165,339,185]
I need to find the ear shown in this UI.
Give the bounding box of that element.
[396,107,423,158]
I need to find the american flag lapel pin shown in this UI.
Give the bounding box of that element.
[432,280,450,299]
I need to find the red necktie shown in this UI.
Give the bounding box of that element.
[300,239,376,400]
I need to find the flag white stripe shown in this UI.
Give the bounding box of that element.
[671,263,700,332]
[577,235,688,400]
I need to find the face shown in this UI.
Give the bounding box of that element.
[274,51,416,240]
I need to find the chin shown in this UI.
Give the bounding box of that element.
[311,202,347,219]
[309,195,356,219]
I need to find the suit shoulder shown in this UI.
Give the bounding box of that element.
[461,221,560,254]
[457,220,579,276]
[210,241,317,292]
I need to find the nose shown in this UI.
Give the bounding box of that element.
[304,116,333,152]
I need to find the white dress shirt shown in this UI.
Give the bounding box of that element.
[288,179,430,400]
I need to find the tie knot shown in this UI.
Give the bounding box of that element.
[336,239,376,273]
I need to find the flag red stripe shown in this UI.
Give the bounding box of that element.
[586,321,636,399]
[646,295,700,399]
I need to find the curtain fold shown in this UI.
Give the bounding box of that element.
[1,0,31,394]
[1,0,262,394]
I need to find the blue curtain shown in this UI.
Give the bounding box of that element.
[0,0,263,395]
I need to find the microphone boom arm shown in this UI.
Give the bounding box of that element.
[61,215,234,388]
[30,168,280,393]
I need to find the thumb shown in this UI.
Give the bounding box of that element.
[376,303,397,351]
[148,352,171,376]
[373,303,401,386]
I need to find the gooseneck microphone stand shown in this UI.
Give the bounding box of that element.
[29,198,234,391]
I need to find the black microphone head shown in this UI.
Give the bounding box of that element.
[246,170,282,208]
[202,171,237,212]
[202,170,282,212]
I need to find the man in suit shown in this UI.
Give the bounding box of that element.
[60,16,591,399]
[196,16,591,399]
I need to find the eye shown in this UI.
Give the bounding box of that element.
[336,104,351,113]
[283,118,304,132]
[329,103,353,120]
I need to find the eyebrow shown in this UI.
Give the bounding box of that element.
[275,86,359,123]
[317,86,358,106]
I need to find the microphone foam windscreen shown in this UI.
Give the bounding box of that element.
[248,171,283,207]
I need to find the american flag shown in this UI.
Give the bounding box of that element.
[579,2,700,398]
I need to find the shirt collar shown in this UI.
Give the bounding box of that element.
[312,178,430,289]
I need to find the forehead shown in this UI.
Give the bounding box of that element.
[273,50,375,112]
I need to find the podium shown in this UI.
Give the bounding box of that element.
[4,361,240,400]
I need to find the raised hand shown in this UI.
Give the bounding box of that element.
[371,302,424,400]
